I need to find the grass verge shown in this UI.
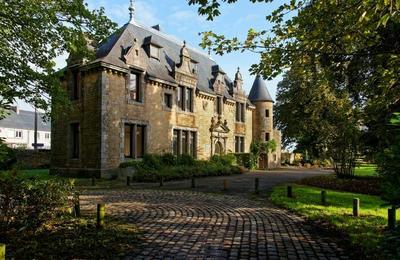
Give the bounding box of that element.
[269,184,398,258]
[297,174,381,195]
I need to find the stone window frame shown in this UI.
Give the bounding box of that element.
[234,135,245,153]
[126,69,145,105]
[235,102,246,123]
[176,84,195,114]
[69,121,81,160]
[265,132,270,141]
[70,68,81,101]
[163,91,174,111]
[120,119,149,162]
[265,109,270,118]
[171,127,198,158]
[215,95,224,116]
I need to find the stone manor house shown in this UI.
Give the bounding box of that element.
[51,8,281,178]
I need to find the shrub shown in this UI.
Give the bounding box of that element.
[0,139,16,170]
[142,154,163,169]
[235,153,252,169]
[176,154,195,166]
[210,154,236,166]
[119,160,141,169]
[160,153,176,166]
[120,153,241,182]
[0,171,75,233]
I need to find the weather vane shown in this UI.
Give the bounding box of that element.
[129,0,135,21]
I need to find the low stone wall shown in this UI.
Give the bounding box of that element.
[14,149,50,169]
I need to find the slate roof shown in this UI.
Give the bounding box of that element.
[0,110,51,131]
[94,21,241,100]
[248,76,274,102]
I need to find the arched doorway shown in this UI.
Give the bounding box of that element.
[214,141,224,155]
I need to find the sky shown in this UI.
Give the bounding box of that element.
[18,0,286,111]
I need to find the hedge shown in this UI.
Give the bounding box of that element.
[120,153,242,182]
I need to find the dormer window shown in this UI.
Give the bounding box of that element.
[150,45,160,59]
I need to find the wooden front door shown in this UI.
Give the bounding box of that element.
[259,153,267,170]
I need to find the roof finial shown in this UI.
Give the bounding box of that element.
[129,0,135,22]
[183,40,186,47]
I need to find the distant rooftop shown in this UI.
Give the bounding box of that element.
[0,108,51,131]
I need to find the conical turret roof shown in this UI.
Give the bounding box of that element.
[248,75,273,102]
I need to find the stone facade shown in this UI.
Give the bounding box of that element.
[51,18,281,178]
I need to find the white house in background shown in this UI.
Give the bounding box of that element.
[0,107,51,150]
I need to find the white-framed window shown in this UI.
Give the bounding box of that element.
[15,130,23,138]
[45,133,50,139]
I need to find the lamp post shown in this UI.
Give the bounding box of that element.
[34,107,38,151]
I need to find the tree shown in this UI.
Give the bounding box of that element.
[377,113,400,208]
[188,0,400,176]
[0,0,117,117]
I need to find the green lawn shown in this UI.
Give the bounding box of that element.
[19,169,53,180]
[355,164,378,177]
[270,184,396,257]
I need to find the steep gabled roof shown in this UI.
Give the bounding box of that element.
[248,75,273,102]
[94,21,237,99]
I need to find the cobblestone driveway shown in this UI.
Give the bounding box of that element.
[81,189,347,259]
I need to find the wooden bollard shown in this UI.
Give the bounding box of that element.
[126,176,131,186]
[91,177,96,186]
[287,186,293,198]
[321,190,327,206]
[1,243,5,260]
[353,198,360,217]
[191,176,195,188]
[388,206,396,230]
[74,201,81,217]
[223,179,228,191]
[97,204,105,229]
[159,176,164,187]
[255,178,260,195]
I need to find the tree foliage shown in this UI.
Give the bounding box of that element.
[0,0,117,117]
[189,0,400,177]
[377,113,400,207]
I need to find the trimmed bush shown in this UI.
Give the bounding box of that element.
[119,153,242,182]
